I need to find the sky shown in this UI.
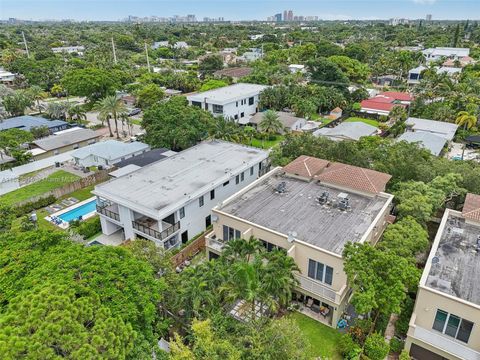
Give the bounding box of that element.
[1,0,479,21]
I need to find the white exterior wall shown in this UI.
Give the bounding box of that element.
[194,94,261,122]
[74,148,149,167]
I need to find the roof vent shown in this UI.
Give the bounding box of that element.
[287,231,297,243]
[317,191,329,205]
[432,256,440,264]
[275,181,287,194]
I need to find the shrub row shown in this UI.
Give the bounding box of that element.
[15,195,56,217]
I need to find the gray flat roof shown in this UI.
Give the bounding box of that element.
[33,128,99,151]
[187,83,268,105]
[218,171,390,254]
[406,117,458,141]
[0,116,68,132]
[71,140,149,160]
[94,141,268,217]
[313,122,377,141]
[425,213,480,306]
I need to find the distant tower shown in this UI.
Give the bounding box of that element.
[274,13,282,22]
[283,10,288,21]
[288,10,293,21]
[426,14,432,21]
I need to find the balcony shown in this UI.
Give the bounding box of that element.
[412,325,480,360]
[132,220,180,242]
[294,273,339,303]
[96,201,120,222]
[206,233,226,253]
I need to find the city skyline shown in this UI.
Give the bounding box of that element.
[1,0,480,21]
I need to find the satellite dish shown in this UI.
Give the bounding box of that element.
[432,256,440,264]
[287,231,297,243]
[211,215,219,223]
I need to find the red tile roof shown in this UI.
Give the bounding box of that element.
[283,156,392,194]
[315,162,392,194]
[379,91,413,102]
[360,99,405,112]
[283,155,329,179]
[462,193,480,222]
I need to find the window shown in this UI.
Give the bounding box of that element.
[236,175,240,184]
[432,309,474,343]
[236,101,238,107]
[307,259,333,286]
[210,189,215,200]
[234,114,238,120]
[250,166,254,176]
[241,112,245,118]
[223,181,230,186]
[248,96,254,105]
[199,196,204,207]
[192,101,202,108]
[260,239,286,253]
[241,172,245,181]
[212,104,223,114]
[223,225,241,241]
[179,207,185,219]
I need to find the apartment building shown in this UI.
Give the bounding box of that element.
[206,155,394,327]
[93,141,269,250]
[187,83,267,123]
[405,193,480,360]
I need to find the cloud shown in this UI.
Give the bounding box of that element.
[412,0,438,4]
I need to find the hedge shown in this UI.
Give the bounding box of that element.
[71,216,101,239]
[14,195,56,217]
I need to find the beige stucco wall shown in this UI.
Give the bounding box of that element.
[33,139,98,160]
[409,286,480,352]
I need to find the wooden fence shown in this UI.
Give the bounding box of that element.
[16,170,110,207]
[171,234,206,268]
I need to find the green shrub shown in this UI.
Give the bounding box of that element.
[389,338,404,353]
[339,334,362,360]
[379,115,388,122]
[15,195,56,217]
[71,216,101,239]
[364,333,390,360]
[399,349,411,360]
[396,297,414,337]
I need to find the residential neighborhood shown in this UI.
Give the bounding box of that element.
[1,2,480,360]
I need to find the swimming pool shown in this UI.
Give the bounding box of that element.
[58,199,97,222]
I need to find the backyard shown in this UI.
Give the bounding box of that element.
[1,170,80,206]
[344,117,379,128]
[250,135,285,149]
[289,312,343,360]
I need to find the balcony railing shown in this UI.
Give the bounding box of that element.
[206,235,226,252]
[132,220,180,241]
[96,202,120,221]
[294,273,338,302]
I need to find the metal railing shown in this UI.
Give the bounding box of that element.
[96,203,120,221]
[132,220,180,241]
[294,273,338,302]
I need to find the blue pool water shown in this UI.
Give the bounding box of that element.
[58,200,97,222]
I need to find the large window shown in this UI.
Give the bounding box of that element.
[260,239,286,254]
[432,309,474,343]
[192,101,202,108]
[223,225,241,241]
[199,196,204,207]
[212,104,223,114]
[210,189,215,200]
[179,207,185,219]
[248,96,254,105]
[308,259,333,286]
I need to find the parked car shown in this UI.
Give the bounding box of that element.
[128,108,141,117]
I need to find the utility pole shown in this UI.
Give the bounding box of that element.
[144,42,151,72]
[111,37,117,64]
[22,31,30,58]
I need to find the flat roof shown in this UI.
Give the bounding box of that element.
[71,140,149,160]
[0,116,68,132]
[397,131,446,156]
[32,128,99,151]
[425,211,480,306]
[406,117,458,141]
[187,83,268,105]
[313,122,377,141]
[114,148,171,168]
[94,141,268,217]
[218,171,390,254]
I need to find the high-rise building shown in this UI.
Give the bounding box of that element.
[283,10,288,22]
[426,14,432,21]
[288,10,293,21]
[274,13,282,22]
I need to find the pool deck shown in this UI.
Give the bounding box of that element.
[45,196,97,229]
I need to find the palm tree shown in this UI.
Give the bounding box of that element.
[388,105,408,124]
[223,237,261,262]
[209,117,245,143]
[97,112,114,137]
[455,110,477,130]
[28,85,47,113]
[45,101,71,120]
[68,105,87,124]
[259,110,283,135]
[94,95,127,139]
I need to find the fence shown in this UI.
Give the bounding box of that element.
[171,234,206,268]
[16,170,110,207]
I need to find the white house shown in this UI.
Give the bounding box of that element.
[71,140,150,168]
[0,68,16,86]
[408,65,462,85]
[93,141,270,249]
[187,83,268,123]
[288,64,306,74]
[422,47,470,63]
[238,48,263,62]
[51,46,85,56]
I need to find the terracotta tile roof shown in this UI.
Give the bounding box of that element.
[315,162,392,194]
[462,193,480,222]
[379,91,413,102]
[360,99,404,112]
[283,155,329,179]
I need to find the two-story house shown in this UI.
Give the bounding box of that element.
[187,83,268,124]
[205,155,394,327]
[93,141,269,250]
[405,193,480,360]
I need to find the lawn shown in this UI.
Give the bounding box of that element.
[344,117,379,128]
[1,170,80,206]
[130,119,142,126]
[250,135,285,149]
[289,312,343,360]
